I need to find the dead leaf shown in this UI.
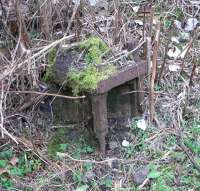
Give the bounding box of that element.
[10,157,19,166]
[0,168,8,175]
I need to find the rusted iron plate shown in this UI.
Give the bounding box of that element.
[96,60,147,94]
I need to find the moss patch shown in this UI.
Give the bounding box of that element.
[79,37,109,65]
[43,48,57,82]
[67,64,116,95]
[66,36,116,95]
[47,126,96,158]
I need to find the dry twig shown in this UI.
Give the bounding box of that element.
[149,22,160,122]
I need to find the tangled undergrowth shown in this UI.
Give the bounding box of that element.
[0,0,200,190]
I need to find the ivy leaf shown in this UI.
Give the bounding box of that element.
[0,160,8,168]
[147,171,161,179]
[83,162,93,171]
[100,177,113,188]
[59,144,68,152]
[0,149,13,159]
[0,177,13,189]
[9,167,24,176]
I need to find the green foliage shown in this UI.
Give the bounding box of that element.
[163,19,173,30]
[122,119,150,158]
[148,164,175,191]
[123,145,135,158]
[0,160,8,168]
[83,162,93,171]
[184,138,200,155]
[73,170,84,183]
[67,64,116,95]
[151,178,174,191]
[79,37,109,65]
[59,143,69,152]
[182,120,200,155]
[48,127,68,156]
[43,48,57,82]
[9,167,24,176]
[29,31,40,39]
[0,177,13,189]
[48,127,95,158]
[0,149,42,189]
[159,6,183,30]
[173,6,184,20]
[148,170,161,179]
[156,3,184,30]
[190,121,200,135]
[0,148,13,159]
[73,144,94,159]
[100,177,113,189]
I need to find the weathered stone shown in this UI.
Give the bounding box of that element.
[133,166,149,185]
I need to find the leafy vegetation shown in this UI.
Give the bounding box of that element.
[47,126,95,158]
[0,146,42,189]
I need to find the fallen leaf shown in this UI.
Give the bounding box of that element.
[0,168,8,175]
[10,157,19,166]
[137,119,147,131]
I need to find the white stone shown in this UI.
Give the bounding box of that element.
[122,140,130,147]
[167,47,181,59]
[168,65,180,72]
[185,18,198,32]
[134,20,143,26]
[137,119,147,131]
[132,6,140,13]
[171,36,179,44]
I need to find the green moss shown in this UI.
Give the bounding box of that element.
[65,36,116,95]
[47,127,67,156]
[79,37,109,65]
[67,64,116,95]
[47,126,96,157]
[43,48,57,82]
